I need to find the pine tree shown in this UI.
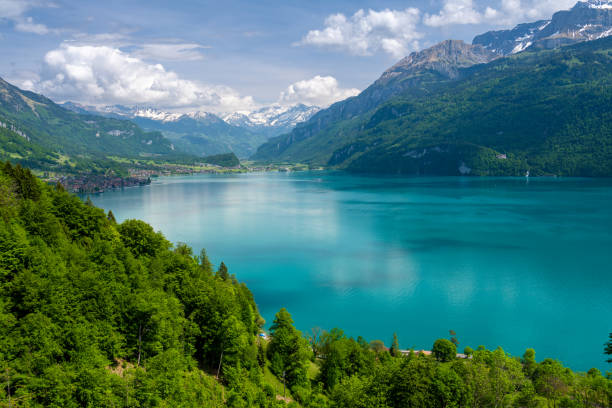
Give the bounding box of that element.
[390,333,400,357]
[199,248,213,274]
[107,210,117,223]
[605,333,612,364]
[216,262,230,280]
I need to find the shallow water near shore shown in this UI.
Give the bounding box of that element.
[87,172,612,372]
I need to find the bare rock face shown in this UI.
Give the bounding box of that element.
[380,40,497,82]
[474,0,612,55]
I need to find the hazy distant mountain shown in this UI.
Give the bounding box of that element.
[474,0,612,55]
[61,103,319,158]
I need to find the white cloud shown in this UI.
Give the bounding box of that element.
[130,43,207,61]
[0,0,58,35]
[30,44,255,113]
[424,0,578,27]
[299,8,423,58]
[0,0,33,18]
[279,75,360,107]
[490,0,577,25]
[14,16,51,34]
[424,0,486,26]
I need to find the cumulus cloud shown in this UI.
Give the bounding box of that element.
[279,76,360,107]
[489,0,577,25]
[424,0,578,27]
[30,44,255,112]
[424,0,495,27]
[299,8,423,58]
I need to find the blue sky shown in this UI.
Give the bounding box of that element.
[0,0,579,112]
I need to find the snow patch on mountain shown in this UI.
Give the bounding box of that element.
[223,104,320,130]
[474,0,612,55]
[133,108,183,122]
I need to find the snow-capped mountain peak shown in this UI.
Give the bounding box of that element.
[222,104,320,130]
[133,108,183,122]
[578,0,612,9]
[473,0,612,55]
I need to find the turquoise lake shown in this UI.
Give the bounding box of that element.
[88,173,612,372]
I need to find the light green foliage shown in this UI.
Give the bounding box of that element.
[433,338,457,362]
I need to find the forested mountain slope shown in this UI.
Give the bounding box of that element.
[0,78,180,172]
[254,37,612,177]
[253,40,496,161]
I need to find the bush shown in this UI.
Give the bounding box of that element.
[432,339,457,362]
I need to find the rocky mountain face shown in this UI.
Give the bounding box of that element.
[473,0,612,55]
[253,40,497,160]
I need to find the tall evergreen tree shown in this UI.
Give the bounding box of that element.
[605,333,612,364]
[267,308,311,390]
[390,333,400,357]
[216,261,229,280]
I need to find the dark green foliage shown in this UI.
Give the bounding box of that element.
[433,339,457,362]
[267,308,312,391]
[2,162,40,201]
[201,152,241,167]
[605,333,612,364]
[390,333,400,357]
[317,329,374,391]
[217,261,230,280]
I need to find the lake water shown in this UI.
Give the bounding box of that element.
[88,172,612,372]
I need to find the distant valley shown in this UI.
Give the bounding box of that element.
[61,102,320,158]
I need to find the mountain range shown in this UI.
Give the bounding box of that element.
[2,0,611,176]
[61,103,320,158]
[253,0,612,177]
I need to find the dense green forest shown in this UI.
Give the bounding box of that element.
[0,163,610,407]
[254,37,612,177]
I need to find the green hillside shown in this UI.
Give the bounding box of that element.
[1,163,610,407]
[0,78,190,174]
[254,38,612,177]
[132,115,268,159]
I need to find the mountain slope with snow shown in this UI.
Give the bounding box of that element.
[474,0,612,55]
[61,103,319,158]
